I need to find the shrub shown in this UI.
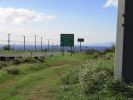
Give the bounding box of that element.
[105,53,114,60]
[104,46,115,53]
[3,45,12,50]
[6,67,20,75]
[92,53,99,59]
[60,69,79,85]
[36,57,45,63]
[85,49,98,54]
[106,79,133,97]
[0,62,8,69]
[23,57,36,63]
[80,65,112,95]
[14,58,23,65]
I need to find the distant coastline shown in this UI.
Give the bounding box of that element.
[0,44,112,51]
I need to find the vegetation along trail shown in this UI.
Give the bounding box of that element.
[0,53,88,100]
[1,48,132,100]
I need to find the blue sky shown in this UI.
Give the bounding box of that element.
[0,0,118,46]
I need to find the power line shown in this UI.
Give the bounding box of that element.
[48,39,50,51]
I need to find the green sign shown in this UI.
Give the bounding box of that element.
[60,34,74,47]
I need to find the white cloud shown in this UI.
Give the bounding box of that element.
[0,7,56,24]
[103,0,118,8]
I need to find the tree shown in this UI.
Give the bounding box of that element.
[3,45,12,50]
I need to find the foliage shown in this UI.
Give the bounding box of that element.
[105,79,133,98]
[23,57,37,63]
[3,45,12,50]
[35,57,45,63]
[6,67,20,75]
[14,57,23,65]
[0,62,8,69]
[79,64,112,94]
[60,69,79,85]
[85,49,98,54]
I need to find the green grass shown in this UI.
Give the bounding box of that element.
[0,51,131,100]
[54,52,133,100]
[0,53,87,100]
[54,53,114,100]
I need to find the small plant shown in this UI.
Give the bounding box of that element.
[6,67,20,75]
[60,69,79,85]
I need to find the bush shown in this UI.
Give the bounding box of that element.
[0,62,8,69]
[105,53,114,60]
[3,45,12,50]
[6,67,20,75]
[92,53,99,59]
[23,57,36,63]
[104,46,115,53]
[85,49,98,54]
[36,57,45,63]
[80,65,112,95]
[106,79,133,97]
[14,58,23,65]
[60,69,79,85]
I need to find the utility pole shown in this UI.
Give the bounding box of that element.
[35,35,37,51]
[77,38,84,52]
[23,36,26,51]
[13,42,15,51]
[48,39,50,52]
[80,42,81,52]
[41,37,43,51]
[115,0,133,82]
[52,42,54,52]
[8,33,11,50]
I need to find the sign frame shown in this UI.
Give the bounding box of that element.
[60,34,74,47]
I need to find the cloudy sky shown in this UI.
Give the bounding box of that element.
[0,0,118,46]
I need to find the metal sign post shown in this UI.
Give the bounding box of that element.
[77,38,84,52]
[115,0,133,82]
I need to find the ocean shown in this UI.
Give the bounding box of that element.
[0,44,112,51]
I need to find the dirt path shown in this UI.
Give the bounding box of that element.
[26,66,64,100]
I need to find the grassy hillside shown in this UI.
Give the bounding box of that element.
[0,53,88,100]
[0,50,133,100]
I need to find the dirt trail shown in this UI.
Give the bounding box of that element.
[26,68,61,100]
